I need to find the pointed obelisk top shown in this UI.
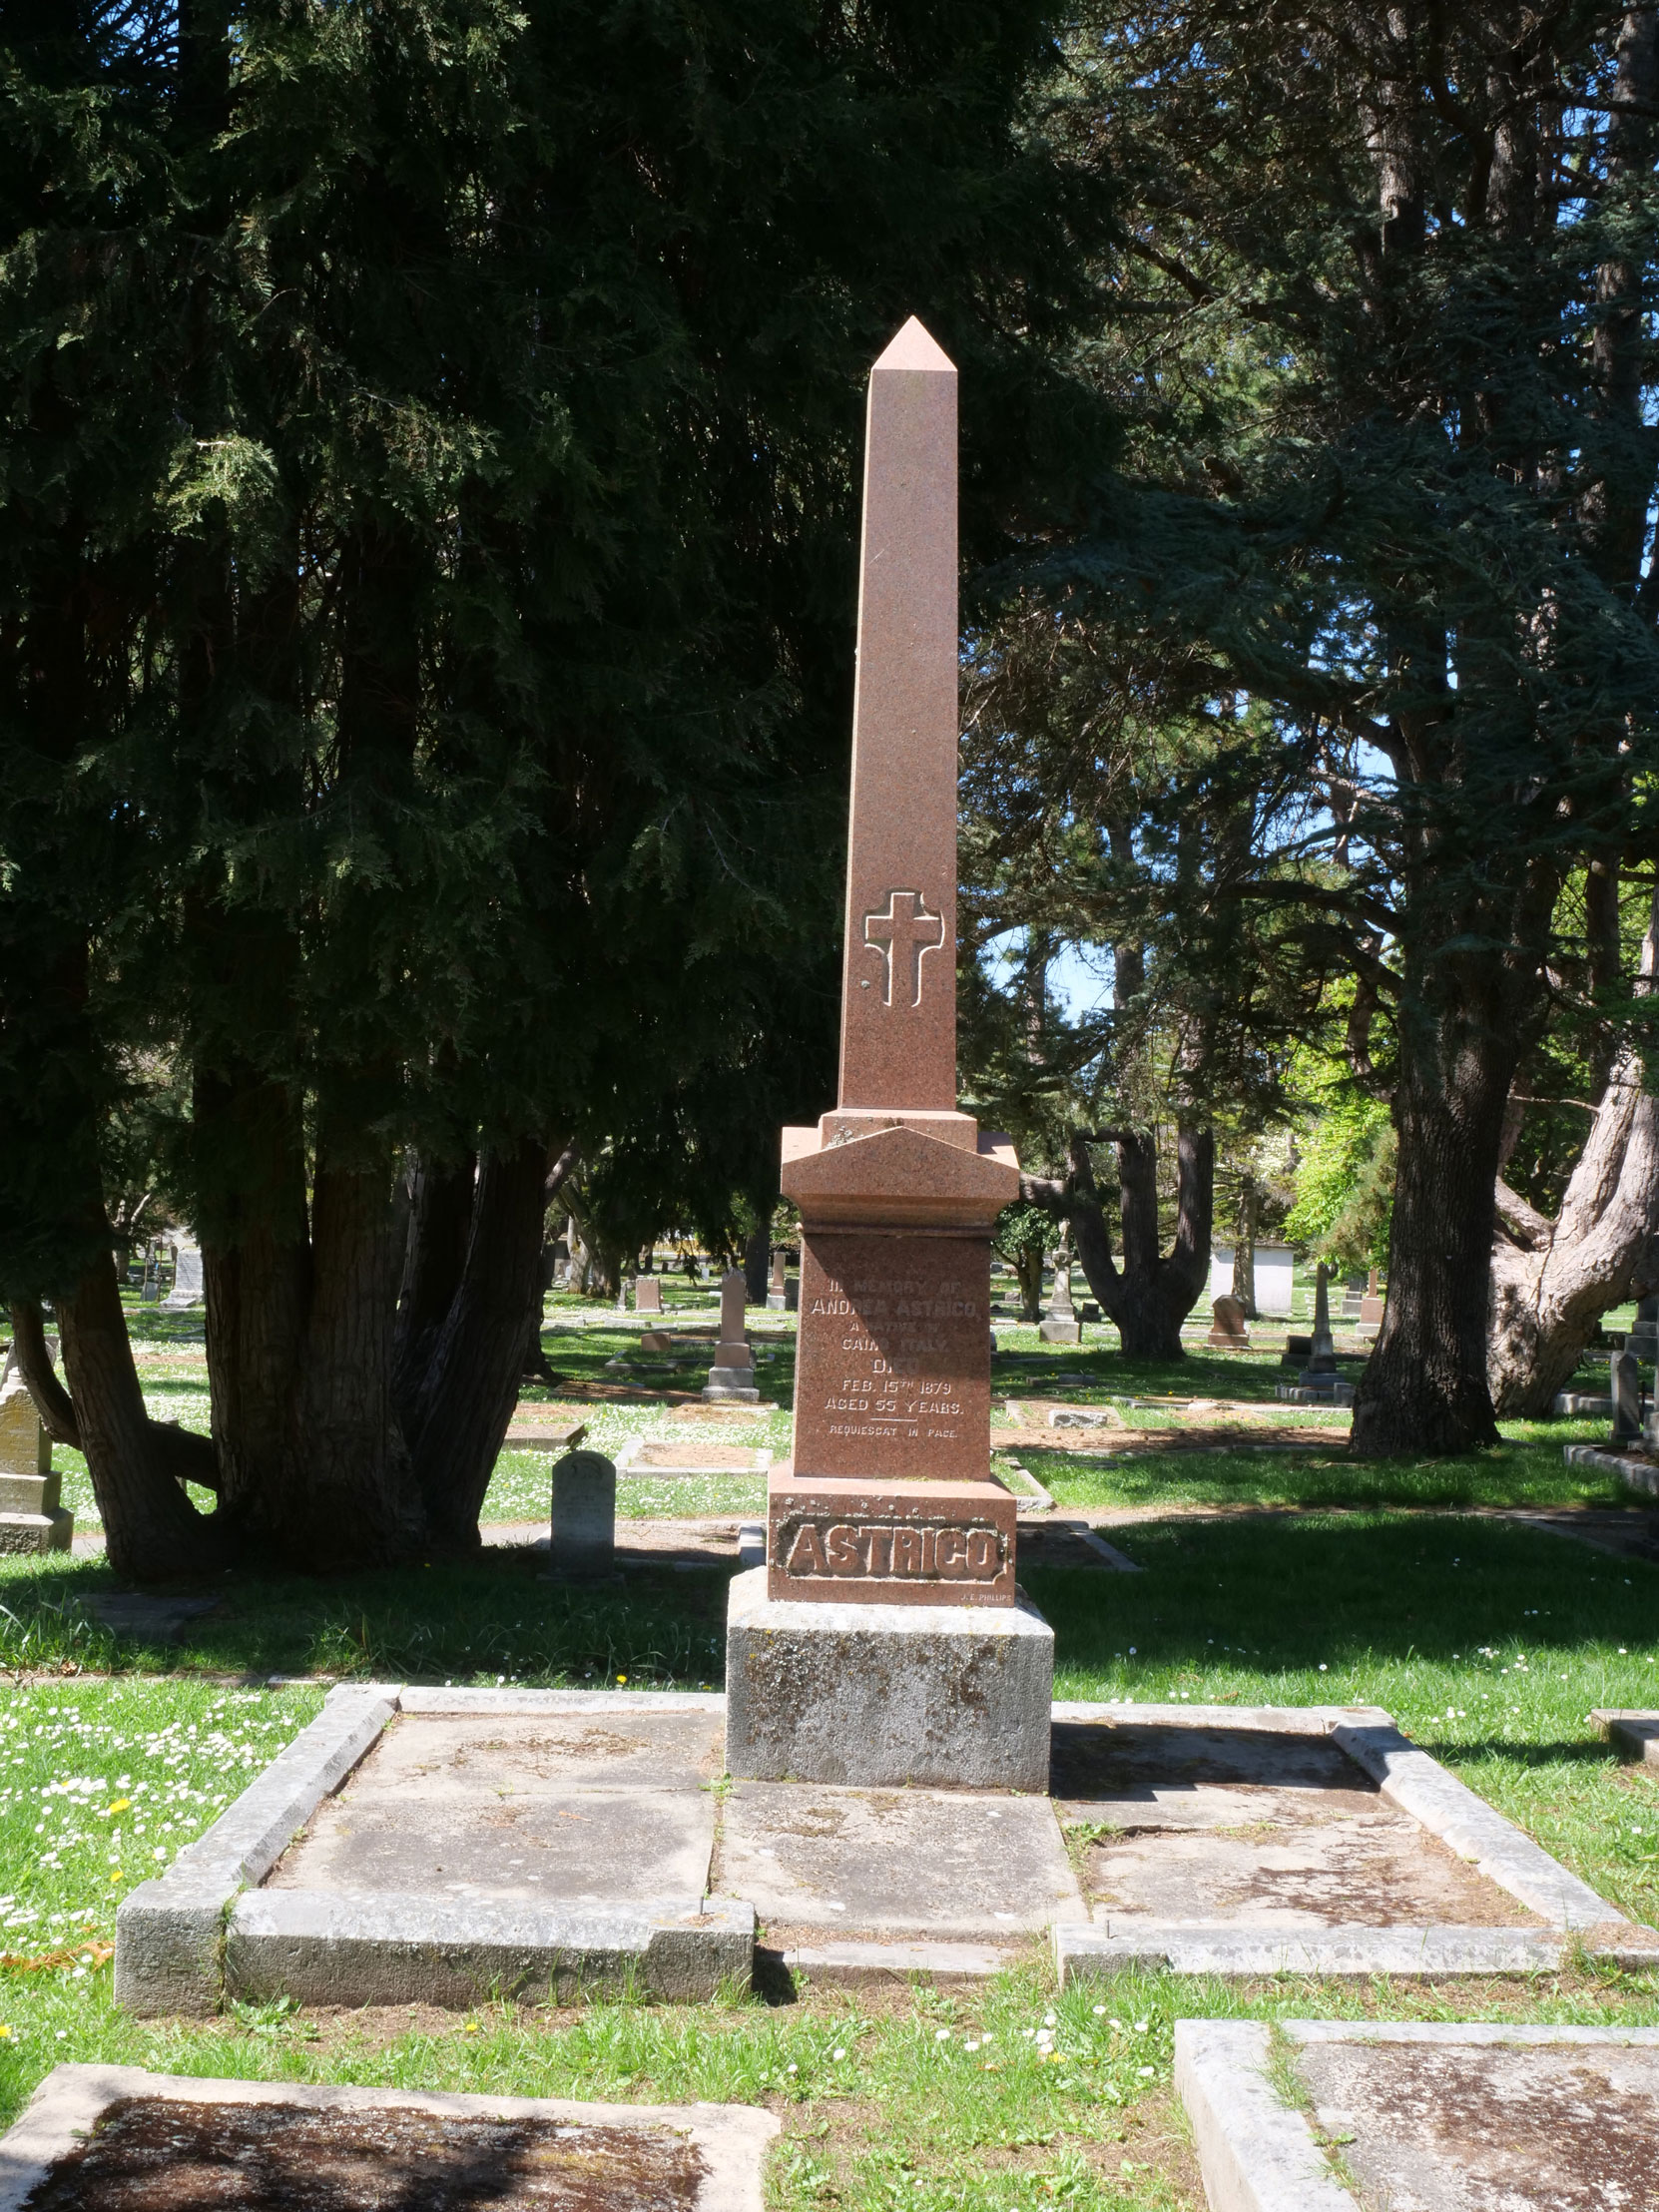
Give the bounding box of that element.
[836,319,959,1112]
[872,315,955,375]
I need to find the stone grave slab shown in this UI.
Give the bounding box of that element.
[1058,1718,1526,1932]
[271,1709,720,1903]
[116,1689,752,2014]
[1050,1701,1647,1981]
[0,2064,775,2212]
[615,1437,772,1479]
[719,1782,1081,1937]
[500,1413,588,1451]
[1177,2018,1659,2212]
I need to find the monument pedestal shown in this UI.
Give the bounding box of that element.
[723,1566,1052,1791]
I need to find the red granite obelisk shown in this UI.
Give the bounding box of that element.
[769,318,1021,1607]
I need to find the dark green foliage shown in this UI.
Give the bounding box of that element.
[0,0,1116,1568]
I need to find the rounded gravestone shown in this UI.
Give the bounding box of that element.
[549,1449,616,1573]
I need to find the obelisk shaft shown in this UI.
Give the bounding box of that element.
[836,319,958,1113]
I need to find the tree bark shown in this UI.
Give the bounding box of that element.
[1350,952,1518,1453]
[1486,888,1659,1414]
[8,1298,79,1447]
[1024,1119,1214,1358]
[1234,1178,1258,1319]
[743,1224,771,1307]
[392,1149,476,1419]
[406,1135,560,1553]
[56,1254,225,1582]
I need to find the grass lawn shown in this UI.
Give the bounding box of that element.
[6,1327,1657,2208]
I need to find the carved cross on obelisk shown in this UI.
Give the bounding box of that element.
[838,317,958,1112]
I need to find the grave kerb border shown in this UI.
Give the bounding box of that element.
[0,2062,777,2212]
[1593,1706,1659,1764]
[115,1687,1639,2011]
[1174,2017,1659,2212]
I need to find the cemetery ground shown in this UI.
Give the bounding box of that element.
[0,1301,1655,2206]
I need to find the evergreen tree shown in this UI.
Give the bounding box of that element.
[0,0,1115,1573]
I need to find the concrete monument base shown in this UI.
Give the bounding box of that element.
[704,1367,761,1403]
[0,1469,72,1552]
[0,1507,73,1554]
[723,1565,1052,1791]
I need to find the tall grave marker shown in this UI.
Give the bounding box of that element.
[772,317,1020,1601]
[726,319,1052,1791]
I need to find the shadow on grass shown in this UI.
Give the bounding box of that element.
[1022,1510,1659,1675]
[0,1546,730,1685]
[1021,1438,1634,1512]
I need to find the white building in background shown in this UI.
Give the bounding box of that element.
[1210,1243,1295,1316]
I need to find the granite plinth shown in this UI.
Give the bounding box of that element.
[723,1565,1052,1789]
[766,1469,1017,1606]
[787,1219,1000,1484]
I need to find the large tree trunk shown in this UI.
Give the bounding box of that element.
[1234,1178,1258,1320]
[1350,954,1517,1454]
[1486,890,1659,1414]
[56,1255,226,1583]
[392,1148,476,1415]
[1024,1119,1214,1359]
[405,1135,557,1553]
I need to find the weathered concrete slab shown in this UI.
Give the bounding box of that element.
[1175,2020,1353,2212]
[332,1706,724,1792]
[275,1783,715,1903]
[1594,1706,1659,1764]
[0,2063,776,2212]
[1053,1719,1540,1932]
[1564,1439,1659,1496]
[721,1782,1081,1936]
[1294,2021,1659,2211]
[1175,2019,1659,2211]
[1062,1923,1571,1982]
[272,1710,721,1904]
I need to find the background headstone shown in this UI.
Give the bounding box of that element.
[548,1449,616,1573]
[705,1268,759,1400]
[0,1372,72,1553]
[634,1276,663,1314]
[162,1243,205,1310]
[1300,1264,1338,1381]
[1610,1347,1643,1445]
[767,1250,788,1311]
[1207,1295,1250,1348]
[1038,1247,1081,1345]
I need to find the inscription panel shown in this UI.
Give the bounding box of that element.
[792,1232,991,1483]
[766,1475,1017,1607]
